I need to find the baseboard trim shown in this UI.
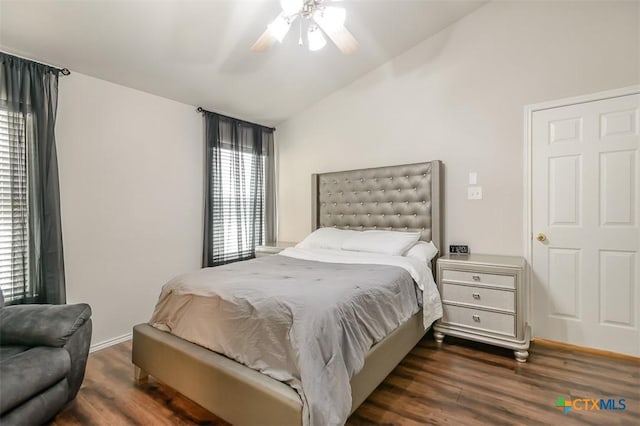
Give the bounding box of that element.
[532,338,639,361]
[90,332,132,353]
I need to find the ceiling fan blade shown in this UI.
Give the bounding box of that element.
[251,28,276,52]
[315,19,359,54]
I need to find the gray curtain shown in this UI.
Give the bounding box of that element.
[0,52,65,304]
[202,111,275,267]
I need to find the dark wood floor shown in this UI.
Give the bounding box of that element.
[52,333,639,426]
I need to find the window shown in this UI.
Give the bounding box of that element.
[212,146,266,264]
[212,148,265,264]
[0,108,30,302]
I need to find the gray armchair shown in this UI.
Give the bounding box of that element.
[0,291,92,425]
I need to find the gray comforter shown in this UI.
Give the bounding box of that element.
[150,253,425,426]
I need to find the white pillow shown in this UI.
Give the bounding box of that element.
[296,227,359,250]
[405,241,439,264]
[342,230,420,256]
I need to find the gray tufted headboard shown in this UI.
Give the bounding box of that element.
[311,161,442,257]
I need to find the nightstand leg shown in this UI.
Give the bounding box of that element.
[134,366,148,383]
[434,331,445,344]
[514,350,529,363]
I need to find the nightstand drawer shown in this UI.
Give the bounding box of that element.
[441,269,515,289]
[442,304,516,337]
[441,283,515,313]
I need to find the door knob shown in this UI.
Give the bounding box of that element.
[535,232,547,242]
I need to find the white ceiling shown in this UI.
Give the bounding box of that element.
[0,0,486,125]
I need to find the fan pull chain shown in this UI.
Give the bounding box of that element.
[298,18,303,46]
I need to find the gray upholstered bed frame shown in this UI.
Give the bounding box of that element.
[132,160,442,425]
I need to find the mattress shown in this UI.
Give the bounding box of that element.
[149,248,442,426]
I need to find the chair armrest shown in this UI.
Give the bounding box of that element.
[0,303,92,347]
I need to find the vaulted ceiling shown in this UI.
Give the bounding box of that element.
[0,0,486,125]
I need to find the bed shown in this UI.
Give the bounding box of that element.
[131,160,442,425]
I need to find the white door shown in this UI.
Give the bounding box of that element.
[531,92,640,356]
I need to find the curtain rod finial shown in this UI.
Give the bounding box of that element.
[60,68,70,76]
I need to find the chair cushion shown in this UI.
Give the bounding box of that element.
[0,379,69,426]
[0,345,29,362]
[0,347,70,414]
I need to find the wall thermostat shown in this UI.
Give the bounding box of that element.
[449,245,469,254]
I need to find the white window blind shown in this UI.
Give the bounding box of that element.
[213,147,265,263]
[0,108,30,302]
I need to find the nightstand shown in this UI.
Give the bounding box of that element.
[255,241,297,257]
[433,254,530,362]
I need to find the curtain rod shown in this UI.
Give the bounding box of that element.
[0,50,70,76]
[196,107,276,132]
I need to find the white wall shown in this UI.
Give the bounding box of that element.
[56,72,203,345]
[276,1,640,255]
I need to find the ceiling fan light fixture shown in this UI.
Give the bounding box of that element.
[268,14,291,43]
[307,26,326,51]
[280,0,303,16]
[252,1,358,54]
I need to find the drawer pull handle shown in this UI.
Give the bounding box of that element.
[472,315,480,322]
[472,293,480,300]
[472,275,480,281]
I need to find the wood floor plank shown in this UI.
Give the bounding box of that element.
[50,334,639,425]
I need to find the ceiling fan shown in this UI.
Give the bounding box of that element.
[251,0,359,54]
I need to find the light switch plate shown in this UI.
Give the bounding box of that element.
[469,172,478,185]
[468,186,483,200]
